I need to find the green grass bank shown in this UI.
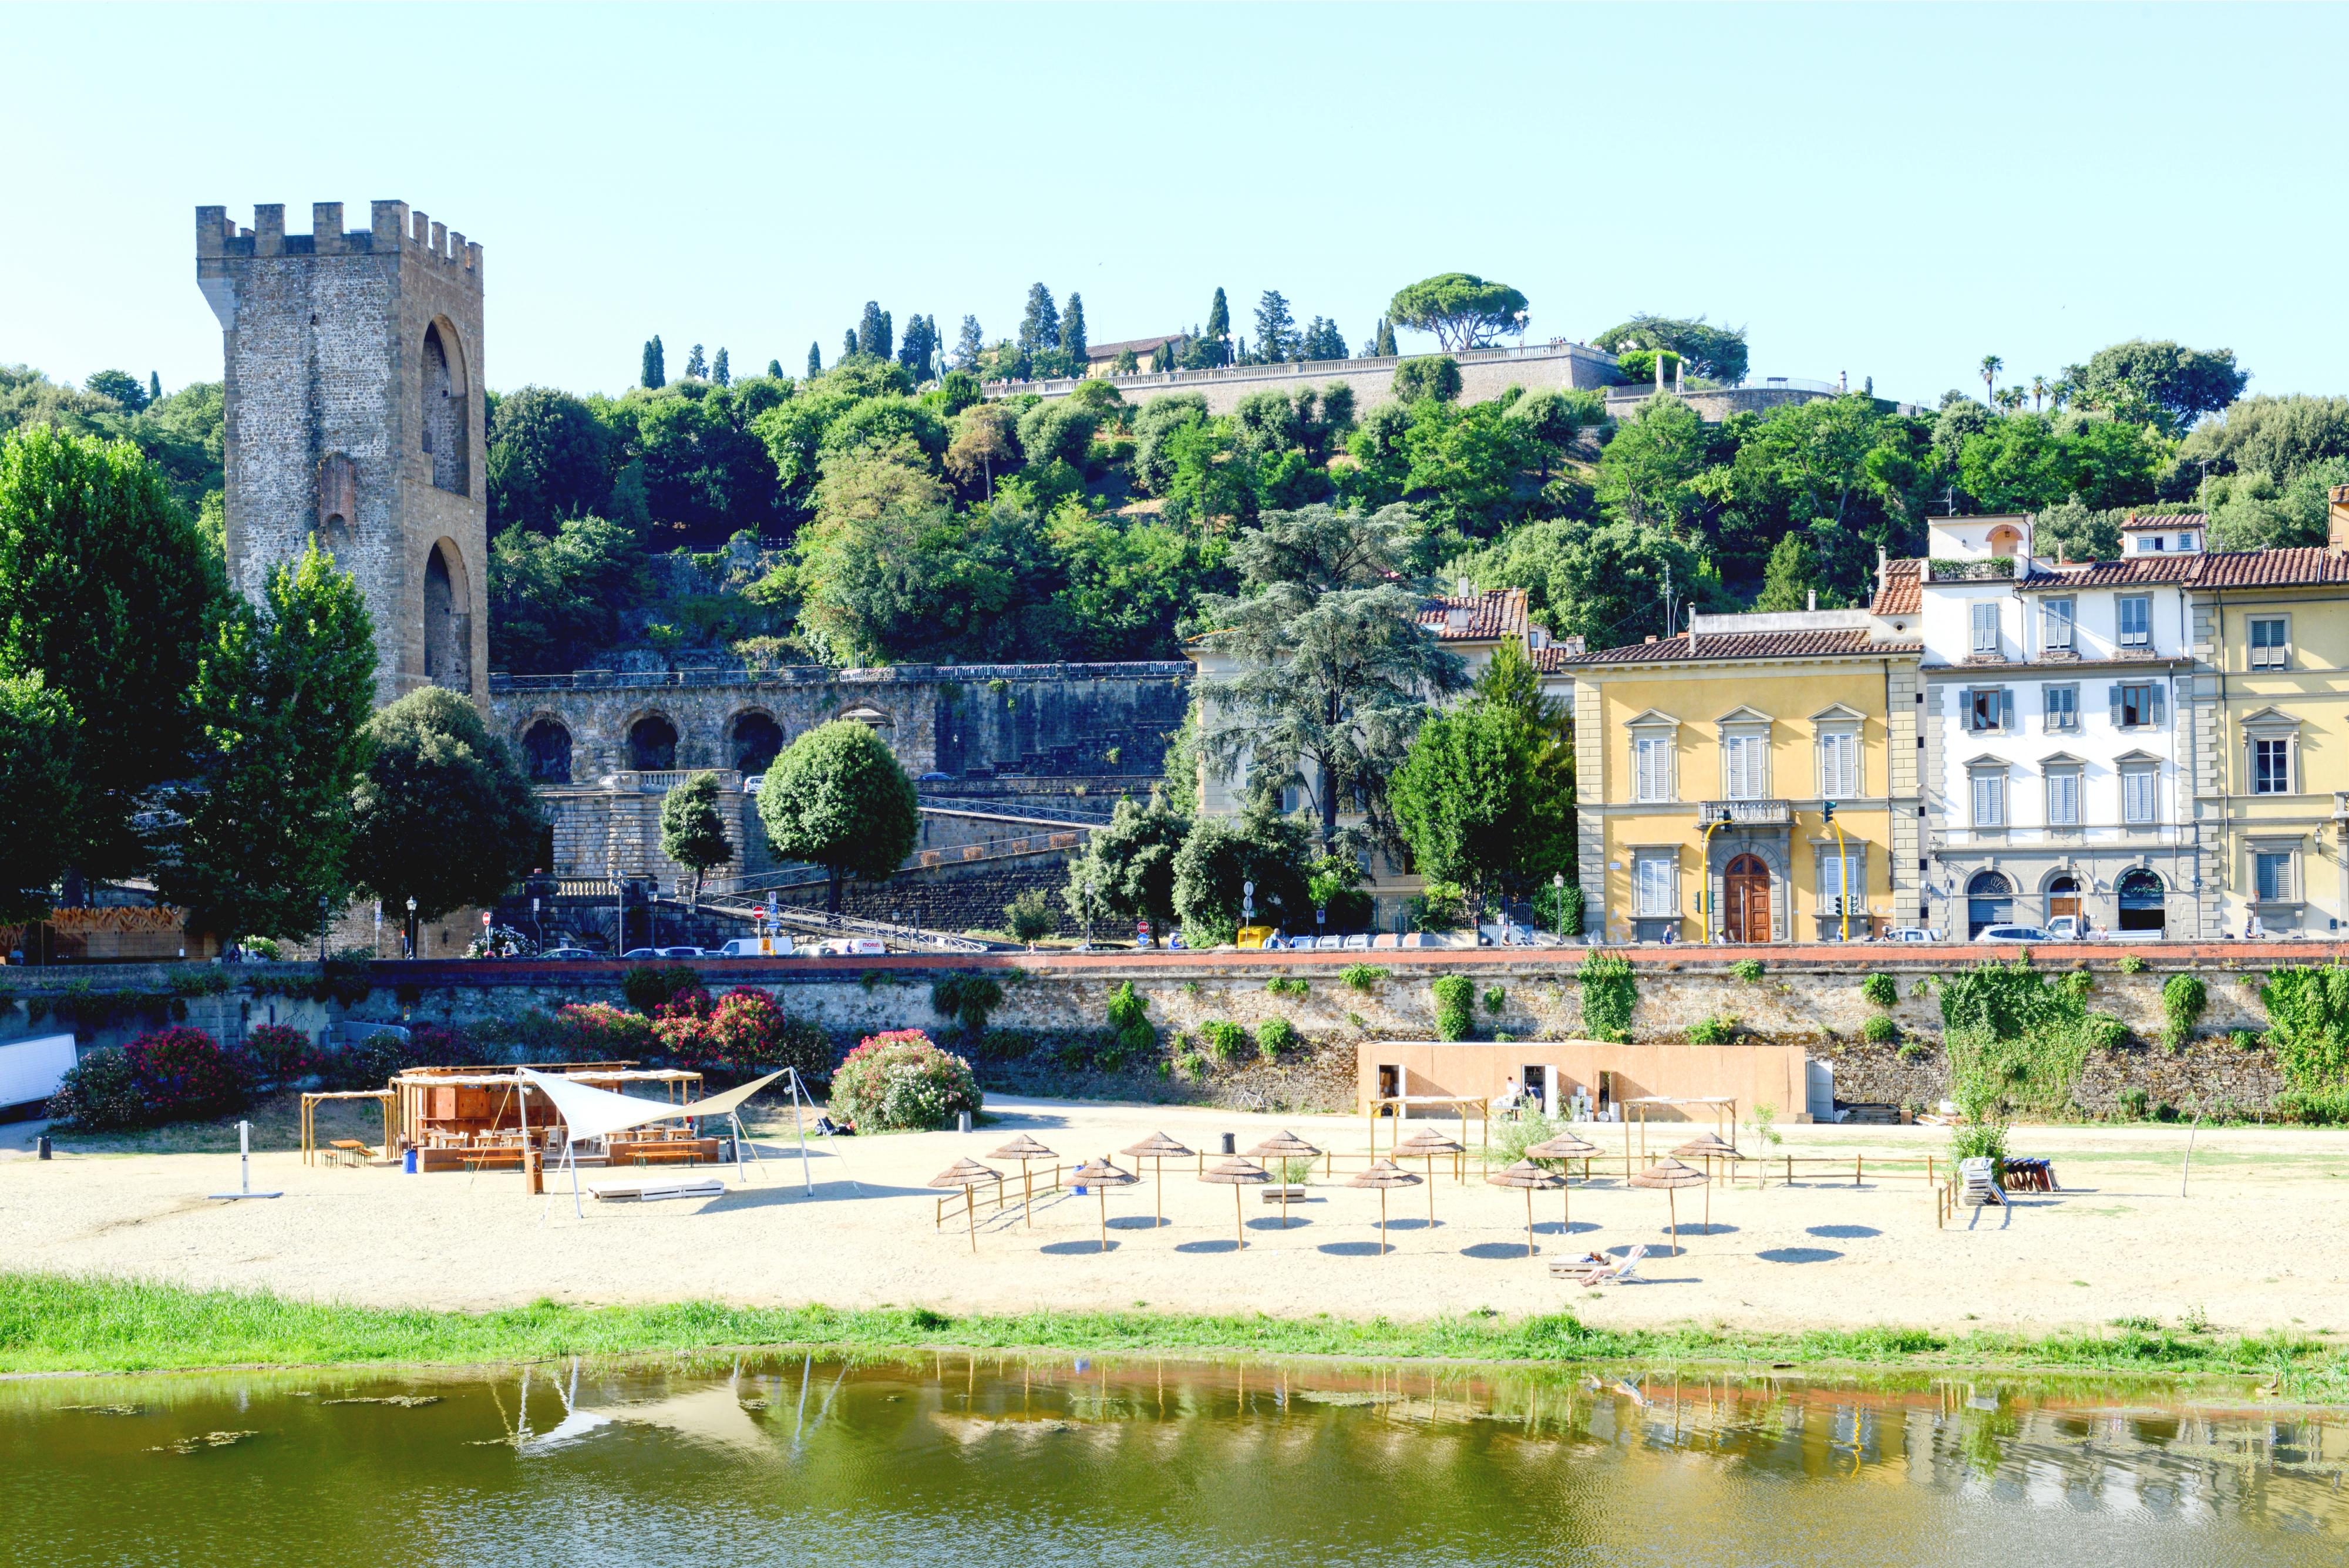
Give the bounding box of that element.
[4,1273,2345,1395]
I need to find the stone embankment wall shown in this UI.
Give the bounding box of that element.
[999,341,1618,418]
[1,948,2321,1119]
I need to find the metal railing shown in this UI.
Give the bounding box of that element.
[490,661,1193,693]
[1701,799,1793,826]
[987,339,1616,399]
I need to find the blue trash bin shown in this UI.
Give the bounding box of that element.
[403,1147,418,1175]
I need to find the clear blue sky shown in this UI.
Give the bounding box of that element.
[6,3,2344,406]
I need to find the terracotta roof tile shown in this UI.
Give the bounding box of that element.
[2120,511,2209,531]
[2012,549,2349,590]
[1872,558,1921,615]
[1530,643,1573,672]
[1417,588,1529,642]
[1558,629,1920,665]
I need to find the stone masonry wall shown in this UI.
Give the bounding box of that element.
[6,954,2316,1120]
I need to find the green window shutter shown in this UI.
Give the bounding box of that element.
[1999,689,2015,732]
[1957,687,1973,730]
[2108,684,2123,726]
[2150,684,2166,726]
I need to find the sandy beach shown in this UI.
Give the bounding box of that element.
[5,1098,2345,1340]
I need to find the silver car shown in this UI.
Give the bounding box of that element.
[1973,924,2054,944]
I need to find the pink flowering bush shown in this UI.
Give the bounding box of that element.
[651,987,830,1084]
[827,1029,980,1132]
[49,1026,257,1129]
[556,1001,655,1058]
[243,1023,322,1089]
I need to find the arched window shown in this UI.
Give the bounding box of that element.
[1987,524,2021,558]
[422,321,469,494]
[2047,872,2082,927]
[2116,869,2166,934]
[732,712,783,775]
[629,715,678,772]
[1966,870,2015,938]
[522,720,573,785]
[422,540,472,693]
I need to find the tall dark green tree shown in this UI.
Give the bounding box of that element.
[953,315,984,372]
[755,719,918,913]
[146,371,161,405]
[898,313,938,378]
[347,687,545,928]
[659,771,735,910]
[0,672,75,923]
[1253,290,1297,362]
[1592,315,1749,384]
[0,425,220,887]
[1060,293,1088,367]
[1374,317,1398,356]
[767,359,784,378]
[1062,792,1188,939]
[856,301,892,361]
[159,541,377,941]
[1390,641,1573,918]
[843,329,859,362]
[807,342,823,378]
[486,386,613,533]
[1387,273,1529,351]
[711,348,731,388]
[1195,503,1465,852]
[642,336,666,389]
[1206,287,1230,343]
[685,344,708,379]
[1018,284,1061,366]
[83,369,149,412]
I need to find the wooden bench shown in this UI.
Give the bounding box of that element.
[326,1140,371,1169]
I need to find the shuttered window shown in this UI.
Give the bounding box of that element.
[1633,735,1671,802]
[1723,732,1768,800]
[2111,682,2166,729]
[1634,853,1676,916]
[2046,769,2081,826]
[1970,600,2000,654]
[1816,847,1865,916]
[1817,731,1858,799]
[2044,684,2078,732]
[2118,595,2152,647]
[2043,598,2075,651]
[2123,765,2159,824]
[1970,770,2006,827]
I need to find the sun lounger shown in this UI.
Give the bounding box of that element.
[588,1176,726,1203]
[2001,1156,2058,1192]
[1958,1156,2004,1207]
[1553,1243,1646,1285]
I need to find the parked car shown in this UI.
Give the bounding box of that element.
[1341,932,1372,951]
[1974,924,2055,944]
[917,770,953,782]
[2045,916,2102,941]
[715,936,797,957]
[620,947,662,960]
[1884,927,1944,944]
[654,945,705,960]
[541,947,600,960]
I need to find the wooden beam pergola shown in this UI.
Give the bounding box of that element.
[299,1090,395,1166]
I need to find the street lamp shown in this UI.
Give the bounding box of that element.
[1552,872,1567,944]
[317,893,331,963]
[403,896,418,960]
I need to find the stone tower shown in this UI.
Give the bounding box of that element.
[196,200,488,708]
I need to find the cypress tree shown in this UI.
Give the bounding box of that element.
[856,301,887,359]
[807,342,822,378]
[842,329,858,361]
[712,347,731,387]
[1375,317,1398,356]
[642,336,666,389]
[684,343,708,379]
[953,315,983,372]
[768,359,783,379]
[147,371,161,403]
[1060,292,1088,367]
[1206,287,1230,342]
[1017,284,1059,359]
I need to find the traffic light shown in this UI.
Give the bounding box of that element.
[1821,800,1837,823]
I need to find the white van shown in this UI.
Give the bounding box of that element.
[716,934,796,957]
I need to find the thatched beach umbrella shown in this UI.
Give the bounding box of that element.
[1347,1157,1422,1256]
[1672,1131,1739,1228]
[1122,1131,1194,1229]
[1248,1130,1322,1229]
[1393,1126,1465,1225]
[929,1158,1002,1253]
[990,1134,1058,1228]
[1525,1129,1600,1231]
[1630,1158,1708,1254]
[1198,1157,1271,1247]
[1485,1159,1566,1256]
[1069,1157,1137,1253]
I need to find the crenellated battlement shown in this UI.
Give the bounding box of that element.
[195,199,482,284]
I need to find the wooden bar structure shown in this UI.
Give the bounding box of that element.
[1367,1094,1489,1160]
[388,1061,715,1173]
[298,1090,396,1166]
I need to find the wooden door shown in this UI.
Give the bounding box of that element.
[1724,855,1771,943]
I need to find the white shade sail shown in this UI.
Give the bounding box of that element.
[520,1066,696,1142]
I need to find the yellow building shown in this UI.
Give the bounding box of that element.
[2188,490,2349,935]
[1563,609,1921,944]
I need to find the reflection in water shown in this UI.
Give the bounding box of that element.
[5,1355,2344,1566]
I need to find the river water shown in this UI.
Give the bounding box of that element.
[4,1355,2343,1565]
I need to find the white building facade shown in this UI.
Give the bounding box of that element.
[1917,514,2207,938]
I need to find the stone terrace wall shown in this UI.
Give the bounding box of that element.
[5,947,2323,1119]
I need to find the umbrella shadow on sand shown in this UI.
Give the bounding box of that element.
[1173,1238,1242,1254]
[1459,1241,1539,1260]
[1246,1214,1315,1231]
[1757,1246,1843,1264]
[1105,1214,1165,1230]
[1315,1240,1389,1257]
[1039,1239,1123,1256]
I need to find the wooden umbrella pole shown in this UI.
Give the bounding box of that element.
[1667,1187,1678,1256]
[1234,1183,1244,1249]
[1379,1189,1389,1256]
[966,1189,978,1253]
[1524,1187,1534,1257]
[1098,1188,1108,1253]
[1427,1158,1436,1223]
[1154,1157,1163,1228]
[1024,1162,1035,1227]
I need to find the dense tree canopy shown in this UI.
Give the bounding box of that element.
[1386,273,1529,352]
[348,687,544,924]
[1593,315,1749,384]
[755,720,918,913]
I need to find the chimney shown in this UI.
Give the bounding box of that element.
[2330,485,2349,555]
[1654,353,1665,394]
[1687,603,1697,655]
[1807,588,1817,611]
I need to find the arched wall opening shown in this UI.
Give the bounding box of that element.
[629,714,679,772]
[422,319,470,495]
[732,712,784,775]
[422,538,473,693]
[522,719,574,784]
